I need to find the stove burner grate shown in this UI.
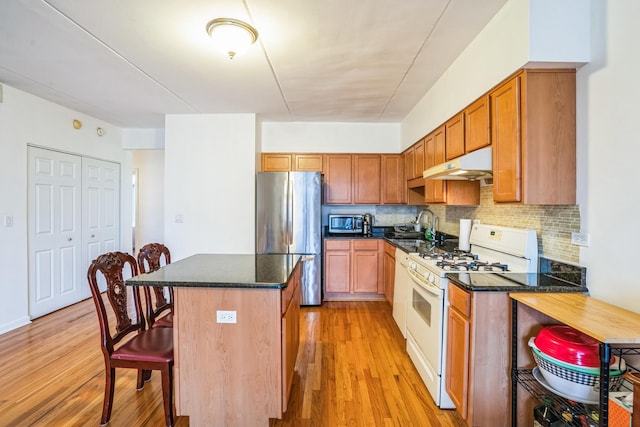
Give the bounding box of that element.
[435,260,510,272]
[419,249,478,262]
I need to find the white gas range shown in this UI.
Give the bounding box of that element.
[403,224,538,409]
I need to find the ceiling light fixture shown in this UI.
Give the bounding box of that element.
[206,18,258,60]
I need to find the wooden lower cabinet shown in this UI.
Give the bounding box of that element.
[445,284,512,427]
[324,239,384,299]
[383,241,396,304]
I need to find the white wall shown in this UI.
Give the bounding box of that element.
[123,128,165,149]
[402,0,639,313]
[401,0,590,148]
[261,122,401,153]
[132,150,165,250]
[577,0,640,312]
[0,84,132,334]
[164,114,257,260]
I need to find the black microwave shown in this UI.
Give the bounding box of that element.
[328,214,364,234]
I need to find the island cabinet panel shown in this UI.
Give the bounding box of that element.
[173,268,301,427]
[174,287,282,426]
[281,266,301,413]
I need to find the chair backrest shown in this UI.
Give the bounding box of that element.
[137,243,171,274]
[87,252,143,357]
[137,243,172,326]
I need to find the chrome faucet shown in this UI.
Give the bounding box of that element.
[417,208,437,240]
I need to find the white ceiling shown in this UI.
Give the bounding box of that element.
[0,0,507,128]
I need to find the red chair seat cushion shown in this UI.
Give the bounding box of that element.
[153,312,173,328]
[112,327,173,363]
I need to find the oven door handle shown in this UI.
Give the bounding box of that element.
[408,268,441,297]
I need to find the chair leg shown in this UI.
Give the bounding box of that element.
[160,364,174,427]
[101,366,116,426]
[136,369,144,390]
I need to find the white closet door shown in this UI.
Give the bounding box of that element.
[81,158,121,297]
[28,147,83,318]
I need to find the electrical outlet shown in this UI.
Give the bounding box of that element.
[3,215,13,227]
[175,214,184,223]
[571,232,590,247]
[216,310,237,324]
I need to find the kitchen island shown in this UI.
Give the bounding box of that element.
[126,253,302,427]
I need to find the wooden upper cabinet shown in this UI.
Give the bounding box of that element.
[445,112,465,160]
[403,146,415,182]
[324,154,352,204]
[353,154,381,204]
[292,154,323,172]
[490,76,522,203]
[465,96,491,153]
[425,127,446,203]
[261,153,292,172]
[520,70,576,205]
[381,154,404,204]
[425,127,479,206]
[490,69,576,205]
[413,139,425,179]
[262,153,323,172]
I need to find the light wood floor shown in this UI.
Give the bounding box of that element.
[0,298,466,427]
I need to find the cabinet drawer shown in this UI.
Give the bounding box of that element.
[448,284,471,317]
[353,239,379,251]
[325,239,351,251]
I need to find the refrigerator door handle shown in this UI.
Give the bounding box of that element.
[287,175,294,249]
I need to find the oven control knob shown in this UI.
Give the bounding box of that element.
[409,262,417,270]
[429,274,436,282]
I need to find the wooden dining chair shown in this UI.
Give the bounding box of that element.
[137,243,173,328]
[87,251,174,427]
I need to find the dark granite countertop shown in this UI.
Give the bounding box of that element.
[126,253,300,289]
[324,226,459,254]
[447,271,588,293]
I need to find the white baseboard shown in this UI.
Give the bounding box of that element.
[0,316,31,335]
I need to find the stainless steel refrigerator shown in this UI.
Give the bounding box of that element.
[256,171,322,305]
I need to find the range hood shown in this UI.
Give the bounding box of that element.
[423,146,492,180]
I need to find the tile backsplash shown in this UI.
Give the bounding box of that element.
[322,186,581,263]
[426,186,581,263]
